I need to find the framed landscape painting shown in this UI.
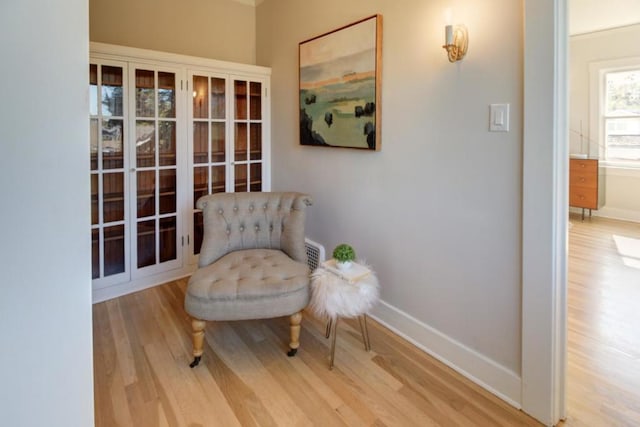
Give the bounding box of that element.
[299,14,382,150]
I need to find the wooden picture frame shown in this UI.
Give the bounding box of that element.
[299,14,382,151]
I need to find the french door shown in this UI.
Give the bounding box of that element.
[129,64,183,278]
[189,71,229,261]
[187,71,268,263]
[90,46,271,295]
[90,60,129,287]
[90,59,184,288]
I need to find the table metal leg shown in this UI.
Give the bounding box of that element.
[327,315,371,369]
[358,315,371,352]
[329,317,339,370]
[325,318,332,339]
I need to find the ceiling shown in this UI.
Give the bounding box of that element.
[570,0,640,35]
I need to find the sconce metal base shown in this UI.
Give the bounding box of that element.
[443,25,468,62]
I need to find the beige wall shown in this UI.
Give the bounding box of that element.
[257,0,524,398]
[570,24,640,221]
[90,0,256,64]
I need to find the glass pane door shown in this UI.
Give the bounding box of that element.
[190,72,228,256]
[131,66,181,275]
[90,61,129,287]
[233,79,263,193]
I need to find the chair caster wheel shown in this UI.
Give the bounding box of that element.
[189,356,201,368]
[287,348,297,357]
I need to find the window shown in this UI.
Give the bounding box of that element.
[602,68,640,163]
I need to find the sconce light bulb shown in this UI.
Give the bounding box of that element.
[445,25,453,45]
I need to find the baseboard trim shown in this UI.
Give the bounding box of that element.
[369,300,522,408]
[92,267,195,303]
[593,207,640,223]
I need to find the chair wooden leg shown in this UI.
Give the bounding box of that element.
[287,311,302,357]
[190,318,206,368]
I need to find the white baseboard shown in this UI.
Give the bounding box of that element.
[92,266,195,303]
[593,207,640,223]
[569,206,640,223]
[369,300,522,408]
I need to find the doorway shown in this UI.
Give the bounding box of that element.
[565,1,640,424]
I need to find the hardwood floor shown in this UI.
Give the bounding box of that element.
[93,282,540,426]
[93,214,640,426]
[561,214,640,426]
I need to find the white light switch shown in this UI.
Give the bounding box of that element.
[489,103,510,132]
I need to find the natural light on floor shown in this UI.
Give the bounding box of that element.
[613,234,640,269]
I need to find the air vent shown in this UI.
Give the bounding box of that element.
[304,238,326,271]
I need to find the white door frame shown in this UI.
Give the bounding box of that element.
[522,0,568,425]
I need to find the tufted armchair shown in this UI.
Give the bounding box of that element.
[184,192,313,367]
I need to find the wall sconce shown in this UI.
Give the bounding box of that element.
[442,24,468,62]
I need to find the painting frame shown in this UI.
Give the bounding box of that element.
[299,14,382,151]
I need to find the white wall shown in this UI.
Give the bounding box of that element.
[522,0,569,422]
[0,1,94,426]
[90,0,257,64]
[257,0,524,404]
[570,24,640,222]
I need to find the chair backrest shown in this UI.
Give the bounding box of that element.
[196,192,313,268]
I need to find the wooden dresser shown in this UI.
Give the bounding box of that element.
[569,158,599,219]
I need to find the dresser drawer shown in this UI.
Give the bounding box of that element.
[569,172,597,189]
[570,158,598,174]
[569,187,598,209]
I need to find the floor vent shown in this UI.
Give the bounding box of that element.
[305,238,326,271]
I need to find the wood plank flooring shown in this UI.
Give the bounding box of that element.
[560,214,640,426]
[93,283,540,426]
[93,214,640,426]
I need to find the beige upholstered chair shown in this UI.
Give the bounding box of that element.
[184,192,313,367]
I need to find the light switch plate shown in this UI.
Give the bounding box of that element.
[489,103,510,132]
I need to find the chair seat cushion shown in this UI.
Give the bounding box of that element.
[185,249,310,321]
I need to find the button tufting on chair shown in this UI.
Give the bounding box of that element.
[185,192,313,368]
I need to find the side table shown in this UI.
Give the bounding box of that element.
[310,260,380,369]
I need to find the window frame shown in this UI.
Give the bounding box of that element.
[590,57,640,168]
